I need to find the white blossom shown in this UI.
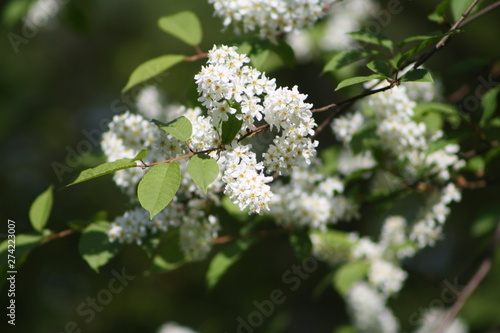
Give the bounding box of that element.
[209,0,330,40]
[368,259,408,295]
[346,282,399,333]
[331,111,365,143]
[413,308,468,333]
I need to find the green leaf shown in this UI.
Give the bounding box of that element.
[397,30,462,68]
[414,102,462,128]
[138,162,181,219]
[319,146,340,175]
[78,221,121,272]
[335,74,384,91]
[333,260,370,296]
[471,204,500,237]
[334,326,356,333]
[480,86,500,128]
[400,69,433,82]
[451,0,471,21]
[153,116,193,141]
[0,232,47,269]
[466,156,485,173]
[309,230,354,263]
[348,30,393,50]
[206,238,254,290]
[2,0,31,27]
[152,230,186,271]
[0,230,50,290]
[66,157,139,187]
[250,49,270,69]
[158,11,202,46]
[134,148,148,161]
[268,39,296,68]
[122,54,184,93]
[400,30,446,45]
[29,185,53,232]
[289,230,312,260]
[420,111,443,133]
[187,154,220,194]
[221,113,243,144]
[236,42,253,56]
[366,60,393,77]
[428,0,450,23]
[323,50,373,73]
[221,195,249,221]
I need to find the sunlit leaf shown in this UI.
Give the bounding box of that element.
[153,116,193,141]
[29,185,53,232]
[79,221,121,272]
[400,69,433,82]
[206,238,254,290]
[333,261,370,295]
[348,30,393,50]
[122,54,184,92]
[335,74,385,91]
[187,154,219,194]
[138,162,181,219]
[158,11,202,46]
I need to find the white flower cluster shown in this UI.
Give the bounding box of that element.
[102,89,223,259]
[348,183,461,295]
[136,86,165,121]
[337,149,377,175]
[413,308,468,333]
[263,86,318,174]
[320,0,379,51]
[179,202,220,261]
[26,0,62,28]
[219,143,273,214]
[331,111,364,143]
[101,111,160,197]
[410,183,462,249]
[209,0,330,40]
[157,322,198,333]
[269,161,358,230]
[350,215,410,296]
[286,0,378,61]
[364,82,464,181]
[346,282,399,333]
[195,45,318,212]
[108,205,181,245]
[107,194,221,261]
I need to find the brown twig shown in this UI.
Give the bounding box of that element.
[311,82,395,137]
[436,222,500,333]
[40,229,76,245]
[138,147,217,168]
[184,52,208,62]
[461,0,500,26]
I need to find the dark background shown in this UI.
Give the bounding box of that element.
[1,0,500,332]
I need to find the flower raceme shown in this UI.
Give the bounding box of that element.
[209,0,331,40]
[102,45,319,257]
[195,45,318,175]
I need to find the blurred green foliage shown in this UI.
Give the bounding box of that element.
[1,0,500,332]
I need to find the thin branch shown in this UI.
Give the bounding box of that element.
[138,147,217,168]
[461,0,500,26]
[436,222,500,333]
[312,83,395,137]
[184,52,208,62]
[412,0,481,69]
[40,229,76,245]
